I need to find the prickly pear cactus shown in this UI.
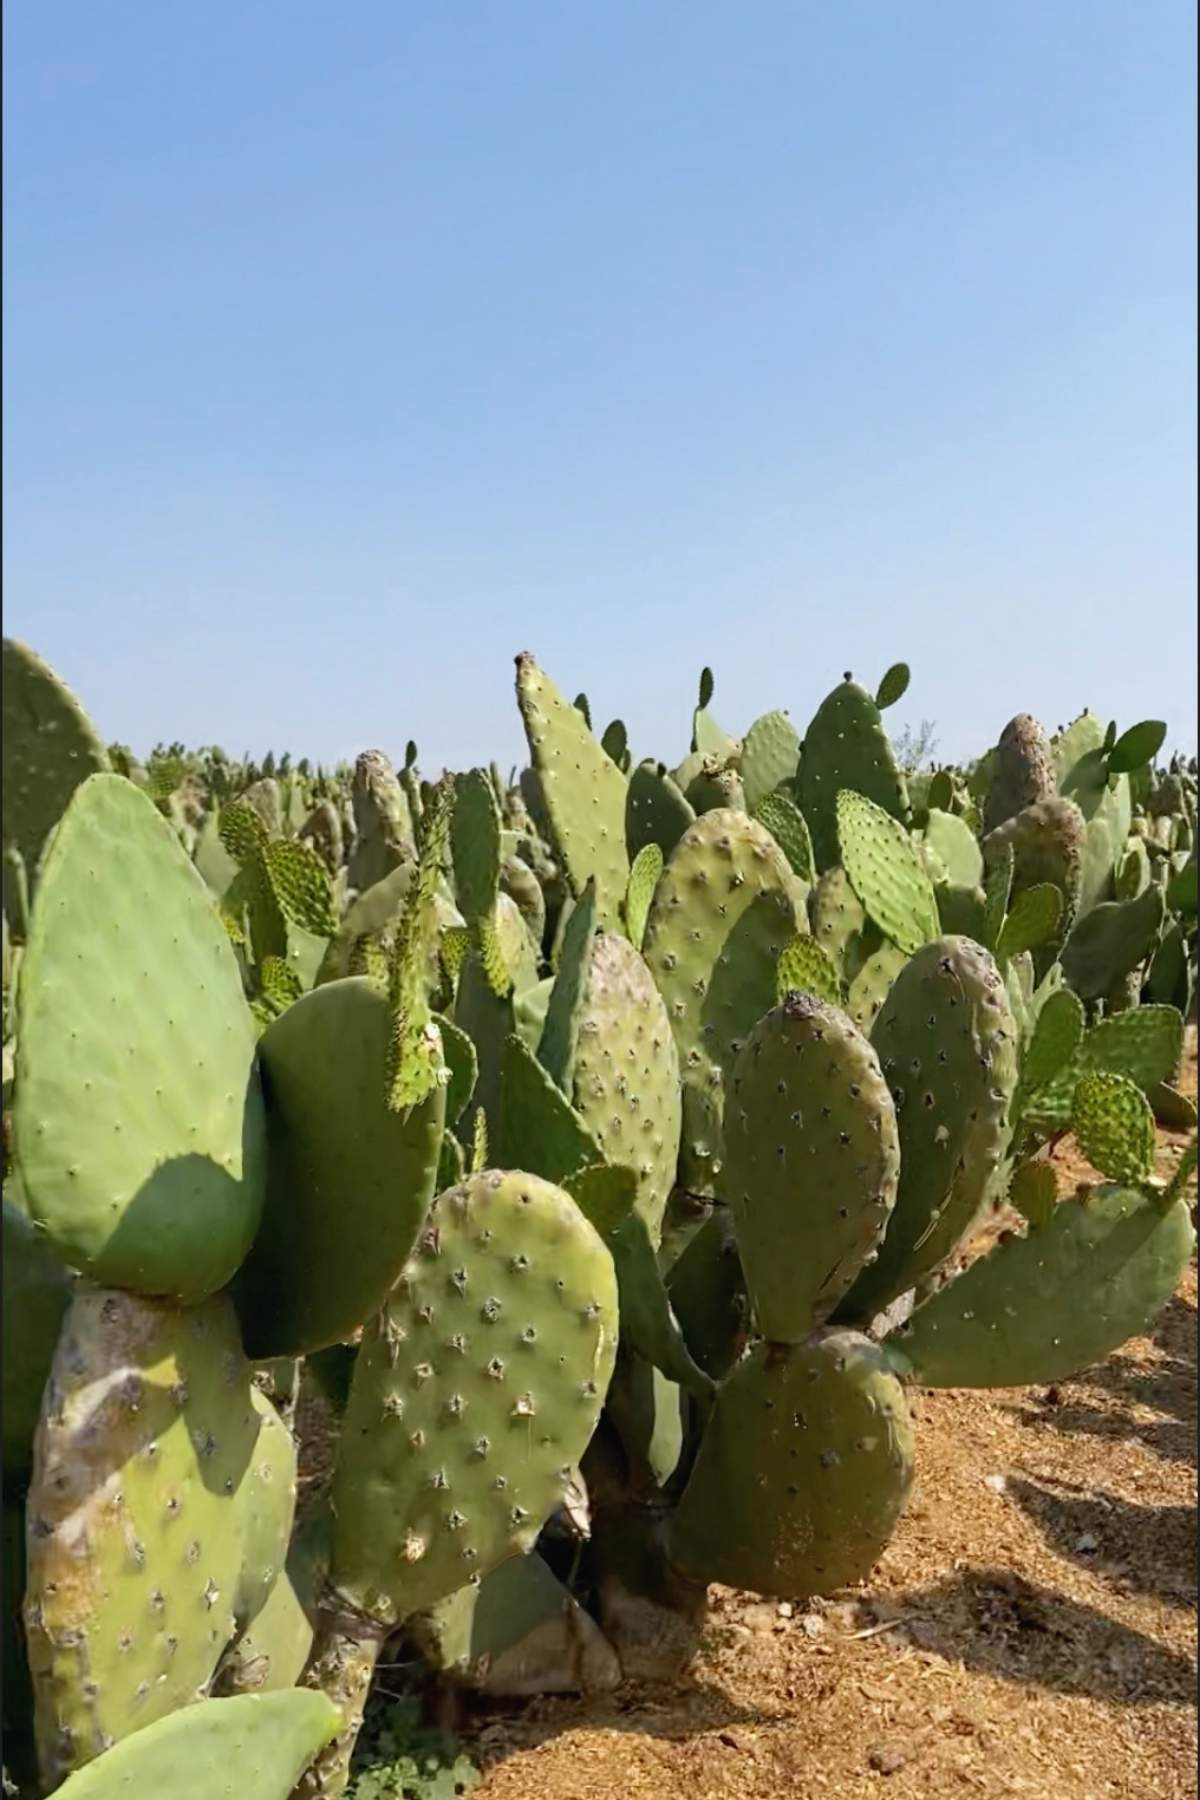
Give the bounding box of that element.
[836,789,939,956]
[840,936,1018,1322]
[983,714,1055,833]
[641,810,802,1194]
[568,931,682,1243]
[796,676,908,873]
[232,977,445,1358]
[670,1331,914,1599]
[888,1185,1195,1387]
[15,774,267,1302]
[2,639,110,919]
[515,655,630,930]
[739,711,801,812]
[2,1197,72,1490]
[625,760,695,862]
[722,993,899,1339]
[48,1690,341,1800]
[23,1288,292,1786]
[299,1170,618,1796]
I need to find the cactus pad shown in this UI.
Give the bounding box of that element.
[15,774,266,1302]
[2,1198,72,1488]
[1071,1073,1156,1186]
[836,790,939,956]
[670,1331,914,1598]
[50,1690,340,1800]
[840,937,1018,1321]
[516,656,630,929]
[776,934,844,1006]
[723,994,899,1339]
[739,711,800,811]
[24,1288,280,1783]
[889,1186,1195,1387]
[642,809,801,1193]
[2,639,109,899]
[328,1169,618,1624]
[625,761,695,862]
[752,789,815,883]
[796,678,908,872]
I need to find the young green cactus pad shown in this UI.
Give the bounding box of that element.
[982,714,1055,833]
[796,677,908,873]
[2,1198,72,1489]
[691,667,738,760]
[515,655,630,930]
[623,843,664,951]
[232,977,446,1358]
[921,809,983,890]
[670,1331,914,1598]
[537,879,598,1094]
[722,994,899,1340]
[888,1185,1196,1388]
[15,774,266,1302]
[2,639,110,911]
[739,710,801,812]
[23,1288,289,1785]
[1018,1002,1184,1133]
[840,937,1018,1322]
[641,809,801,1193]
[751,789,816,883]
[50,1690,340,1800]
[775,934,844,1006]
[410,1551,621,1695]
[302,1170,618,1794]
[845,941,909,1034]
[835,789,939,956]
[1071,1072,1156,1186]
[569,931,682,1243]
[810,863,869,974]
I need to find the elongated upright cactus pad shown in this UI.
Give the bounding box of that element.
[569,931,682,1243]
[15,774,266,1302]
[796,677,908,873]
[836,789,939,956]
[50,1690,340,1800]
[24,1289,288,1785]
[889,1186,1195,1387]
[840,936,1018,1321]
[515,656,629,930]
[2,639,110,903]
[723,994,899,1339]
[642,810,801,1193]
[670,1332,914,1598]
[233,978,445,1358]
[2,1198,72,1488]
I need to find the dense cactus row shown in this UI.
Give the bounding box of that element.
[1,636,1196,1797]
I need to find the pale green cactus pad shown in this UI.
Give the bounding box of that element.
[2,639,110,904]
[15,774,266,1302]
[51,1690,340,1800]
[836,789,939,957]
[739,710,800,811]
[24,1288,290,1786]
[516,655,630,930]
[796,677,908,873]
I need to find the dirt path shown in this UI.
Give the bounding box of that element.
[461,1039,1198,1800]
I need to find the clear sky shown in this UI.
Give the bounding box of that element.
[4,2,1196,775]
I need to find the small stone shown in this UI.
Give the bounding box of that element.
[867,1744,907,1775]
[1074,1532,1099,1554]
[983,1473,1007,1494]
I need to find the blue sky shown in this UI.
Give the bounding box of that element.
[4,2,1196,773]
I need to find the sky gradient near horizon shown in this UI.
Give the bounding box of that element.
[4,2,1197,773]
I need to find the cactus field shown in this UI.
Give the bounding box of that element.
[2,639,1196,1800]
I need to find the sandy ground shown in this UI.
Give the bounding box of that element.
[449,1037,1198,1800]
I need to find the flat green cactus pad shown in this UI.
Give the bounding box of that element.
[2,1198,71,1488]
[796,678,908,873]
[516,655,630,929]
[329,1169,618,1625]
[836,790,939,957]
[51,1690,340,1800]
[642,809,802,1194]
[15,774,266,1302]
[840,937,1018,1322]
[889,1186,1195,1387]
[723,994,899,1339]
[24,1288,286,1785]
[670,1331,914,1598]
[739,710,800,811]
[234,977,446,1358]
[2,639,109,901]
[625,761,695,862]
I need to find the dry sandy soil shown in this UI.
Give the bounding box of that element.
[449,1037,1198,1800]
